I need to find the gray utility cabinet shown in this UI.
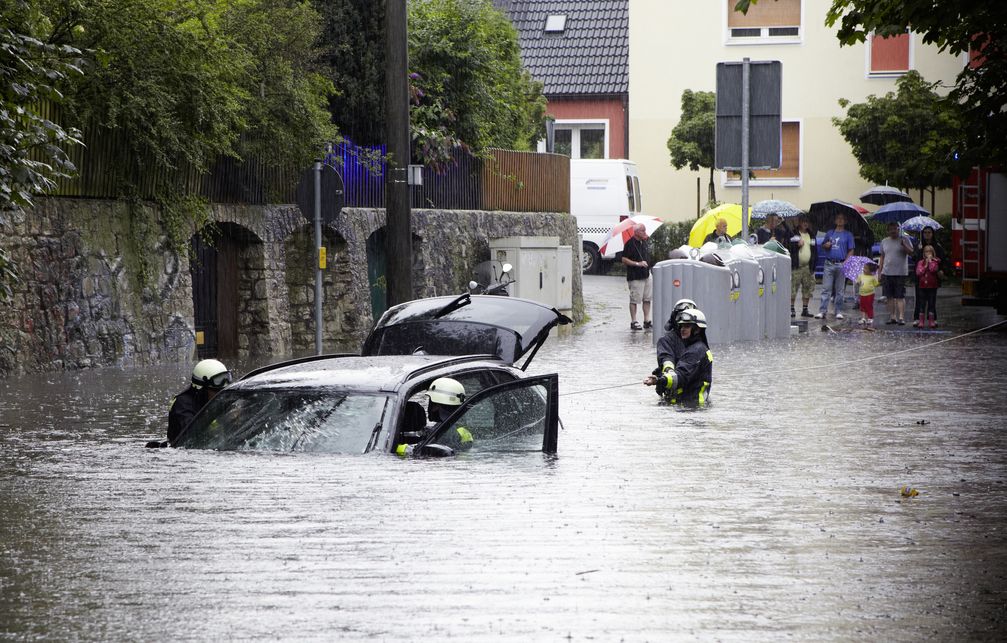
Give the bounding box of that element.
[489,236,573,314]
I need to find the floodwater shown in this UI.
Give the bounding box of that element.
[2,276,1006,641]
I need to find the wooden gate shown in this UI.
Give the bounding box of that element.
[190,234,240,358]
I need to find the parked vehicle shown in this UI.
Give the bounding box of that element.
[469,261,514,296]
[172,294,570,456]
[571,159,643,274]
[952,167,1007,313]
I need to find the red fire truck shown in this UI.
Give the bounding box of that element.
[951,167,1007,313]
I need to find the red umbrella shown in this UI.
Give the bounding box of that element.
[599,215,664,256]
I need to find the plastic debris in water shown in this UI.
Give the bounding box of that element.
[900,486,919,497]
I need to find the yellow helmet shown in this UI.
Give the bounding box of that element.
[426,377,466,406]
[192,359,231,389]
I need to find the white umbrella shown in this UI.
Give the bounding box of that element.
[599,215,665,256]
[752,199,802,220]
[900,215,942,232]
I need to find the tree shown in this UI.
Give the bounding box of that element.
[832,71,963,212]
[407,0,546,165]
[736,0,1007,167]
[667,90,717,207]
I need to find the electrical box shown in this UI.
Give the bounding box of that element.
[489,236,573,315]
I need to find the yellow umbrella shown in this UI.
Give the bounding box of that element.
[688,203,749,247]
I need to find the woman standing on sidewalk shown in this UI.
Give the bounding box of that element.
[912,226,946,327]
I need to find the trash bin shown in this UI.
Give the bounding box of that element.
[652,256,732,345]
[726,246,763,341]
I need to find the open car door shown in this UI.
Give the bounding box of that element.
[417,374,559,454]
[361,294,571,370]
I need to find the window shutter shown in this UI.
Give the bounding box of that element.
[727,0,801,28]
[870,33,910,73]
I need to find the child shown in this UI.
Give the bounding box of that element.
[916,245,940,328]
[855,262,880,326]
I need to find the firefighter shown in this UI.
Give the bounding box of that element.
[645,308,713,407]
[396,377,473,456]
[653,298,698,375]
[167,359,232,444]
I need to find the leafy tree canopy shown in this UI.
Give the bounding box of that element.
[737,0,1007,167]
[667,90,717,205]
[833,71,963,194]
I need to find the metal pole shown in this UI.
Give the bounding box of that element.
[384,0,413,307]
[314,160,323,355]
[741,57,751,243]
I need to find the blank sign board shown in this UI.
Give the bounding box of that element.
[715,60,782,170]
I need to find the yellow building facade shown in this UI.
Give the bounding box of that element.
[628,0,966,221]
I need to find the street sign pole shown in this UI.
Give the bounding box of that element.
[314,160,323,355]
[741,57,751,243]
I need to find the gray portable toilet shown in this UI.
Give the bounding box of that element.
[652,257,732,345]
[727,246,763,341]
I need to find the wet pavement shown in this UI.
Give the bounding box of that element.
[2,275,1006,640]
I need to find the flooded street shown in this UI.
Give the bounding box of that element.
[2,275,1006,641]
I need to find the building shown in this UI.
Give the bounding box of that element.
[629,0,966,220]
[495,0,628,160]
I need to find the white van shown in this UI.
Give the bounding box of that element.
[571,159,644,273]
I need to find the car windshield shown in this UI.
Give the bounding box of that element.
[177,389,390,453]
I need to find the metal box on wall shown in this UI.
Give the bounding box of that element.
[489,236,572,313]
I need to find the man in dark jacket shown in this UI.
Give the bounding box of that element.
[787,214,817,317]
[645,308,713,407]
[167,359,232,444]
[756,213,789,244]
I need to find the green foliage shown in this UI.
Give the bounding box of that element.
[823,0,1007,168]
[407,0,546,166]
[649,220,695,262]
[832,71,964,193]
[667,89,717,205]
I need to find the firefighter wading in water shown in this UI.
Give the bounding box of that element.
[167,359,232,444]
[644,305,713,406]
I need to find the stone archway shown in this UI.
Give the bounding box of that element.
[190,222,268,358]
[284,226,355,355]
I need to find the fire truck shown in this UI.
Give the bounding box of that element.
[951,167,1007,313]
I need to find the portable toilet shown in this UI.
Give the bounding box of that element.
[652,257,732,345]
[726,246,763,341]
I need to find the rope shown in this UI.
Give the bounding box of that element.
[559,319,1007,397]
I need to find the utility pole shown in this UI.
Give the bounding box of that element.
[384,0,412,307]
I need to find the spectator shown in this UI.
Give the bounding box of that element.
[814,213,855,320]
[787,214,817,317]
[617,223,652,331]
[915,245,941,329]
[912,226,946,327]
[878,222,915,325]
[703,218,733,245]
[855,262,880,326]
[756,213,788,244]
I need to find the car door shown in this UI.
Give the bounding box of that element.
[418,374,559,454]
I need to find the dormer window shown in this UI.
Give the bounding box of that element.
[544,15,566,34]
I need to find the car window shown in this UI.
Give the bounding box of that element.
[399,370,513,436]
[426,376,557,454]
[177,389,390,454]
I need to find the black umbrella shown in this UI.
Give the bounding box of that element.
[860,185,912,206]
[807,200,875,254]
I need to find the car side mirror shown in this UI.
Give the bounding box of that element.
[415,443,454,458]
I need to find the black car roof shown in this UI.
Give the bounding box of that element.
[233,354,511,393]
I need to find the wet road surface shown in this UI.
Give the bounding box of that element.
[2,276,1006,640]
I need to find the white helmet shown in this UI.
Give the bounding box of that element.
[666,298,698,331]
[676,308,708,329]
[192,359,232,389]
[427,377,466,406]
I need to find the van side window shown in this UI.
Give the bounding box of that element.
[626,175,635,212]
[633,176,642,212]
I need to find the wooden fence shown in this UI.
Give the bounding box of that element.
[481,149,569,213]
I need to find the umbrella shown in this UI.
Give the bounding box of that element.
[860,185,913,206]
[688,203,748,248]
[598,215,665,256]
[870,201,929,223]
[842,255,877,283]
[751,199,802,220]
[807,200,874,250]
[900,215,942,232]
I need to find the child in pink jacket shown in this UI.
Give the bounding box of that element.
[915,245,940,328]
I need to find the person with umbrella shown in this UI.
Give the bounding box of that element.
[787,214,817,318]
[756,213,789,244]
[815,213,856,320]
[878,222,915,325]
[911,225,946,327]
[703,218,734,245]
[616,223,653,331]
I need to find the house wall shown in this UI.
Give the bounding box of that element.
[628,0,965,221]
[547,96,628,159]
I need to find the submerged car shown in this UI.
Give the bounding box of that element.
[172,294,571,456]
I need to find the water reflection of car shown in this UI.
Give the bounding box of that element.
[173,294,571,457]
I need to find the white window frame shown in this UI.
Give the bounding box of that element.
[721,118,803,188]
[537,119,610,159]
[865,30,914,78]
[723,0,803,46]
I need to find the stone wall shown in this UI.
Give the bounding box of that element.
[0,199,582,375]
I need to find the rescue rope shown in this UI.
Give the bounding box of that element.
[559,319,1007,397]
